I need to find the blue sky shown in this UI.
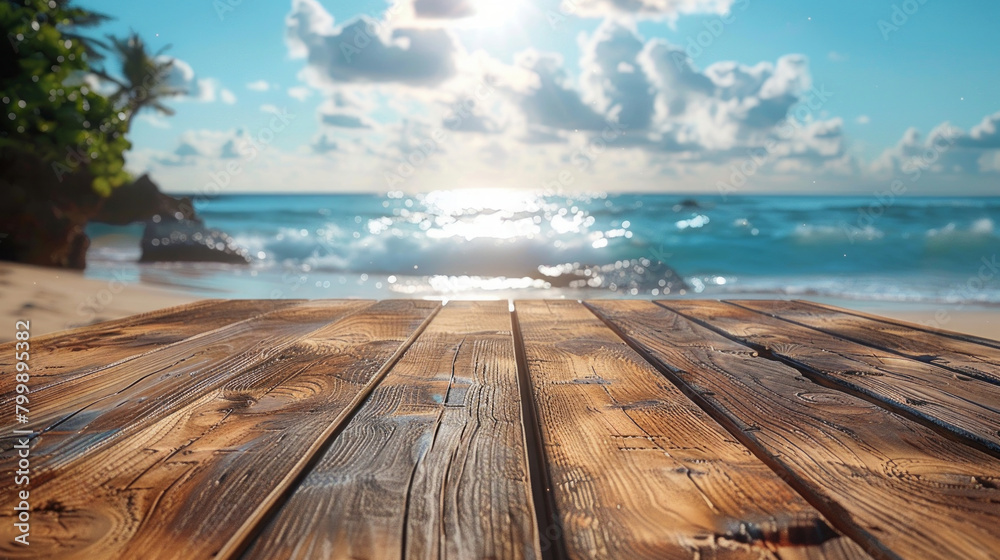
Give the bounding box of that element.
[80,0,1000,194]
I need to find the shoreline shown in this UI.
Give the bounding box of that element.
[1,262,997,341]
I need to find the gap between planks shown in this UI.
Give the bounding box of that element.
[216,302,443,559]
[588,300,1000,560]
[770,300,1000,386]
[663,300,1000,462]
[512,305,568,560]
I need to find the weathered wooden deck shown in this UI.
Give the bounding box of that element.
[2,299,1000,559]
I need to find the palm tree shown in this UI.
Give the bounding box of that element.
[55,2,112,62]
[94,32,187,131]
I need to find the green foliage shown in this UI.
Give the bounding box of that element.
[0,0,131,196]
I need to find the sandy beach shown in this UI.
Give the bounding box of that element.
[870,309,999,341]
[0,262,198,341]
[1,261,996,342]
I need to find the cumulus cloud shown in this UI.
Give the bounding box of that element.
[171,130,241,159]
[246,80,273,91]
[874,112,1000,176]
[961,111,1000,149]
[136,114,171,129]
[265,0,946,190]
[286,0,458,87]
[162,57,236,104]
[580,21,655,129]
[505,22,840,171]
[569,0,736,19]
[313,134,339,154]
[633,39,829,157]
[511,51,608,131]
[315,91,379,129]
[410,0,475,19]
[322,113,374,128]
[288,86,313,101]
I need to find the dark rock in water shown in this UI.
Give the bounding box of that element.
[93,174,199,225]
[673,198,703,212]
[100,175,251,265]
[140,219,250,264]
[535,258,688,294]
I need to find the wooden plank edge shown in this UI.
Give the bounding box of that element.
[214,302,443,560]
[1,300,303,406]
[693,301,1000,462]
[797,300,1000,350]
[583,301,900,560]
[0,299,343,442]
[740,300,1000,388]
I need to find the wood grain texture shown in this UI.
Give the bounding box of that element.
[244,301,539,560]
[662,299,1000,457]
[803,300,1000,350]
[0,299,299,431]
[516,300,870,560]
[749,299,1000,385]
[589,300,1000,560]
[0,299,438,560]
[0,300,365,462]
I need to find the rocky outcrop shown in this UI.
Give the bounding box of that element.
[93,174,198,225]
[140,219,250,264]
[0,161,238,269]
[94,174,252,265]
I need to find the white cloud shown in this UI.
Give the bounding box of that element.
[978,151,1000,173]
[136,114,172,129]
[161,57,236,105]
[170,129,240,159]
[409,0,475,19]
[246,80,273,91]
[286,0,459,87]
[963,111,1000,148]
[580,21,655,129]
[569,0,736,20]
[288,86,313,101]
[512,50,607,132]
[856,115,870,124]
[231,0,998,193]
[873,112,1000,177]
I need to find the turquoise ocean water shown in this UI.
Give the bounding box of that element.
[85,191,1000,305]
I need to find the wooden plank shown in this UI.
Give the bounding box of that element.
[751,299,1000,385]
[662,300,1000,457]
[589,300,1000,560]
[0,299,438,560]
[514,300,870,560]
[0,299,298,419]
[804,300,1000,350]
[244,301,539,560]
[0,300,366,457]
